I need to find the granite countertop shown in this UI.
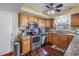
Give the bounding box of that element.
[46,30,79,56]
[47,30,79,56]
[64,35,79,56]
[47,30,75,36]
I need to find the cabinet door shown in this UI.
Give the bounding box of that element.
[46,33,53,44]
[46,34,50,43]
[46,20,50,28]
[53,33,59,45]
[46,20,48,27]
[49,33,53,44]
[19,13,29,27]
[38,18,43,27]
[59,35,68,48]
[33,17,39,23]
[28,16,34,23]
[67,35,73,46]
[42,19,46,27]
[50,19,54,28]
[71,13,79,27]
[21,36,30,55]
[46,33,50,43]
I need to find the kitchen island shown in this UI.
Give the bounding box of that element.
[46,30,74,54]
[64,35,79,56]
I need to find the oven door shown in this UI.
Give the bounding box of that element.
[31,35,41,51]
[32,35,41,43]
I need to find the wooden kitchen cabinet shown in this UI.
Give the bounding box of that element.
[46,19,51,28]
[67,35,73,45]
[38,18,53,28]
[28,16,34,23]
[50,18,54,28]
[71,13,79,28]
[19,13,29,27]
[33,16,39,24]
[46,33,73,48]
[20,36,31,55]
[45,18,54,28]
[46,33,60,45]
[59,35,73,48]
[59,35,68,48]
[38,18,43,27]
[38,18,46,27]
[52,33,59,45]
[46,33,53,44]
[42,19,46,27]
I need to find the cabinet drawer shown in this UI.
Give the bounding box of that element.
[21,39,30,41]
[22,46,30,49]
[22,42,30,45]
[22,45,30,48]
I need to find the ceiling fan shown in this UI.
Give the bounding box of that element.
[44,3,63,14]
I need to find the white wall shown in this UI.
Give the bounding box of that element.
[0,11,18,55]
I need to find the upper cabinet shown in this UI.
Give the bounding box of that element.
[50,18,54,28]
[33,16,39,24]
[38,18,47,27]
[46,19,50,28]
[42,19,46,27]
[19,13,54,28]
[28,16,34,23]
[45,18,54,28]
[19,13,29,28]
[71,13,79,28]
[38,18,44,27]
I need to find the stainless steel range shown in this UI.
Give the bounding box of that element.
[31,35,41,51]
[26,22,46,51]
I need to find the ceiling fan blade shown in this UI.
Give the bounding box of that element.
[46,5,50,8]
[55,4,63,8]
[46,6,54,10]
[49,3,54,6]
[55,9,61,12]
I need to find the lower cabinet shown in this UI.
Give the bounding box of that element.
[46,33,74,48]
[59,35,68,48]
[67,35,73,45]
[20,36,30,55]
[53,34,59,45]
[46,33,53,44]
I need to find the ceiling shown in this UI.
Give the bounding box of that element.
[0,3,24,13]
[24,3,78,12]
[0,3,79,19]
[22,3,79,18]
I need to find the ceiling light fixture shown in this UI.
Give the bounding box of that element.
[47,10,55,15]
[45,3,63,15]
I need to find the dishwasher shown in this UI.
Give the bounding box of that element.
[41,33,46,45]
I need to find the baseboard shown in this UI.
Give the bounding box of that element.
[2,51,13,56]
